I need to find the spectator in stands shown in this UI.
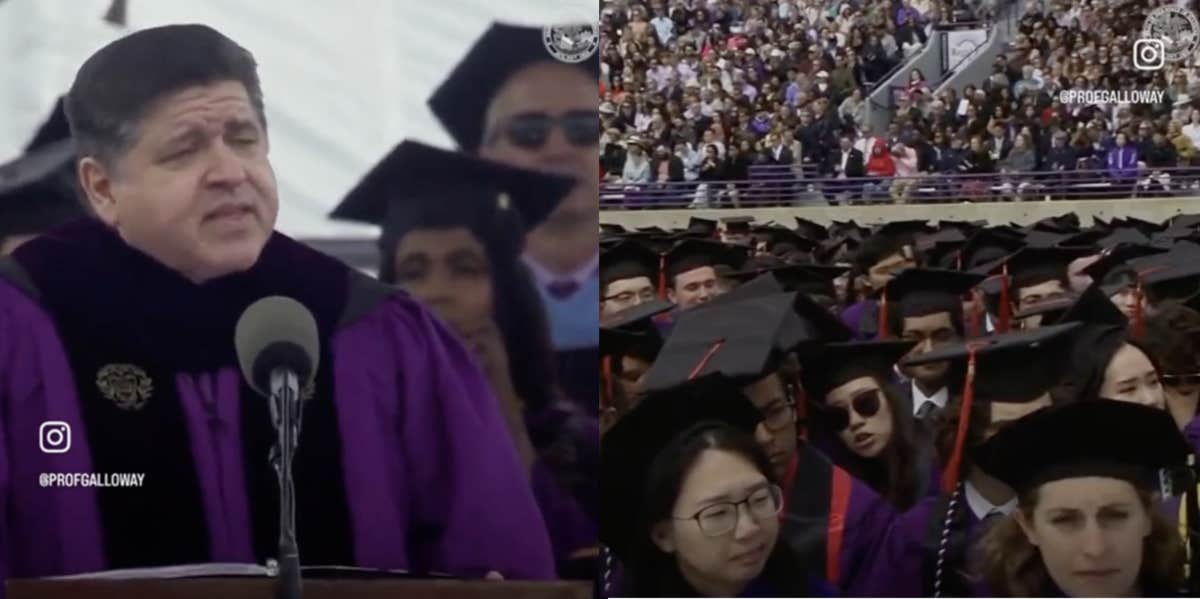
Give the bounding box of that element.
[622,139,652,184]
[1168,120,1197,171]
[960,135,996,199]
[1183,109,1200,149]
[650,5,674,45]
[905,69,930,99]
[986,123,1012,163]
[653,145,685,185]
[864,139,896,200]
[896,13,928,58]
[998,132,1037,201]
[1142,131,1179,197]
[1044,130,1077,199]
[694,144,724,206]
[890,141,920,203]
[1106,132,1139,199]
[823,134,866,204]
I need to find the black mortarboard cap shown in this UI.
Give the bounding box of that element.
[904,322,1081,403]
[329,140,573,241]
[1168,214,1200,229]
[645,290,852,391]
[1026,213,1081,234]
[601,240,659,290]
[663,239,744,281]
[799,340,916,403]
[794,217,829,241]
[767,228,819,255]
[600,300,674,402]
[874,220,935,238]
[600,223,627,235]
[778,265,848,300]
[816,236,861,265]
[686,217,719,237]
[1116,216,1166,236]
[721,215,755,235]
[23,96,70,153]
[600,378,764,561]
[1082,244,1170,296]
[1052,283,1128,327]
[428,22,599,151]
[0,140,86,240]
[878,268,987,321]
[973,400,1190,495]
[959,229,1026,272]
[989,246,1095,291]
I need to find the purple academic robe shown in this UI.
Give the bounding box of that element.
[0,243,556,592]
[856,489,991,597]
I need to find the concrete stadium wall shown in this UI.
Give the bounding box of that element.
[599,197,1200,229]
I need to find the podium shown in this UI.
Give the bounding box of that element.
[7,578,592,599]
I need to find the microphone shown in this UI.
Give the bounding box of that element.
[235,296,320,599]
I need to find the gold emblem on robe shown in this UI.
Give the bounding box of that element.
[96,364,153,411]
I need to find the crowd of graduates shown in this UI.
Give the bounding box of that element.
[599,212,1200,596]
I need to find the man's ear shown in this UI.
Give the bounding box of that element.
[78,156,119,227]
[667,288,678,305]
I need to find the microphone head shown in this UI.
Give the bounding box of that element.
[234,296,320,397]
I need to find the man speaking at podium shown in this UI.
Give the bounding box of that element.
[0,24,555,590]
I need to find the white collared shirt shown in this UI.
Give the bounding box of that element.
[912,383,949,418]
[964,480,1017,522]
[522,252,599,291]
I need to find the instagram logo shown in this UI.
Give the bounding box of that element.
[39,421,71,454]
[1134,38,1165,71]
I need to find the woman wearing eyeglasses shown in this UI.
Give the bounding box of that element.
[800,340,925,510]
[602,380,834,598]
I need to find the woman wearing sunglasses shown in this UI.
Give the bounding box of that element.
[800,340,925,510]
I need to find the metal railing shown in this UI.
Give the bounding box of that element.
[600,164,1200,209]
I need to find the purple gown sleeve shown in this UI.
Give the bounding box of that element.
[1184,413,1200,456]
[530,460,598,566]
[854,496,937,597]
[382,298,556,579]
[838,477,899,595]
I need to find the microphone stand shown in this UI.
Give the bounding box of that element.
[269,369,303,599]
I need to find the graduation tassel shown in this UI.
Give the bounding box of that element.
[877,290,889,340]
[941,343,981,494]
[657,254,668,300]
[997,264,1011,333]
[687,340,726,380]
[968,289,983,339]
[601,355,614,411]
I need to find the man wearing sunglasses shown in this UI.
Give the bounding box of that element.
[429,22,600,406]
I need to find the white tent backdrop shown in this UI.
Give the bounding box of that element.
[0,0,595,238]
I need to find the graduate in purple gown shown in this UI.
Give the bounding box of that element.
[972,400,1191,596]
[601,378,832,597]
[329,140,598,577]
[640,276,899,595]
[0,25,555,592]
[428,23,599,411]
[857,324,1080,596]
[800,340,926,511]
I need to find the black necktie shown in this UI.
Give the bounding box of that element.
[915,400,936,421]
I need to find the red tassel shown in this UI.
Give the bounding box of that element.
[877,291,889,340]
[658,254,668,300]
[968,289,983,338]
[688,340,726,380]
[601,355,614,410]
[941,343,980,494]
[997,263,1011,333]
